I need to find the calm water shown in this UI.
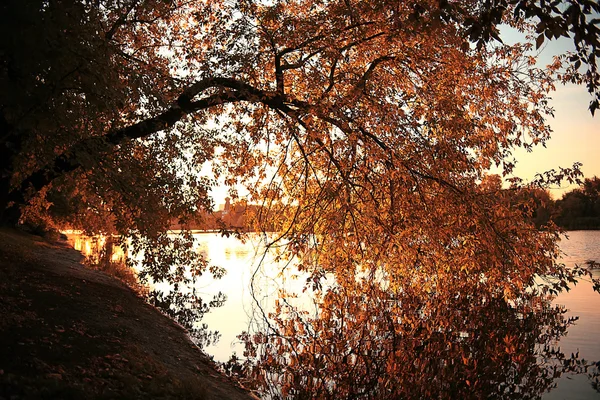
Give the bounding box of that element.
[544,231,600,399]
[190,233,310,360]
[196,231,600,398]
[70,230,600,397]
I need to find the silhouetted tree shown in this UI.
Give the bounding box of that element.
[556,177,600,229]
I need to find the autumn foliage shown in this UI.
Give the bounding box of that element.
[1,0,600,398]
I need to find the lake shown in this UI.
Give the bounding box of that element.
[197,231,600,398]
[543,231,600,399]
[69,230,600,398]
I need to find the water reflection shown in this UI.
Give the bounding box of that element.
[65,231,600,398]
[66,232,126,264]
[204,231,600,398]
[241,275,597,399]
[545,231,600,399]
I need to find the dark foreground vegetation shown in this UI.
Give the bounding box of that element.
[0,228,253,400]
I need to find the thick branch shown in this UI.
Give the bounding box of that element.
[320,58,340,99]
[275,53,285,94]
[12,77,289,206]
[354,55,396,93]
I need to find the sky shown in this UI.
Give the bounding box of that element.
[500,31,600,199]
[509,82,599,199]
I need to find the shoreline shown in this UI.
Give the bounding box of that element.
[0,228,255,399]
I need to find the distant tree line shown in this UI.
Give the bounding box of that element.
[524,177,600,230]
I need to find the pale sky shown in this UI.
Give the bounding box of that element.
[509,82,599,199]
[502,31,599,200]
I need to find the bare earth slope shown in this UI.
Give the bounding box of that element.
[0,228,254,400]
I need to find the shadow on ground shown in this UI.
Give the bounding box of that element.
[0,228,254,400]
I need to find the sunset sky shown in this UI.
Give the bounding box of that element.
[510,82,599,199]
[503,32,600,199]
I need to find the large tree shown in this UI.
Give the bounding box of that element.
[1,0,600,395]
[2,0,599,229]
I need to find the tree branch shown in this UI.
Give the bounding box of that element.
[13,77,288,205]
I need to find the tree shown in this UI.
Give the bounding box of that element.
[507,183,555,228]
[2,0,600,396]
[2,0,599,229]
[555,176,600,229]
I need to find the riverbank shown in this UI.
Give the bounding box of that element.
[0,228,254,400]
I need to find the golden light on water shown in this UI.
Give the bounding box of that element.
[66,233,126,264]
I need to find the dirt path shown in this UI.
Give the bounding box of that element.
[0,228,255,399]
